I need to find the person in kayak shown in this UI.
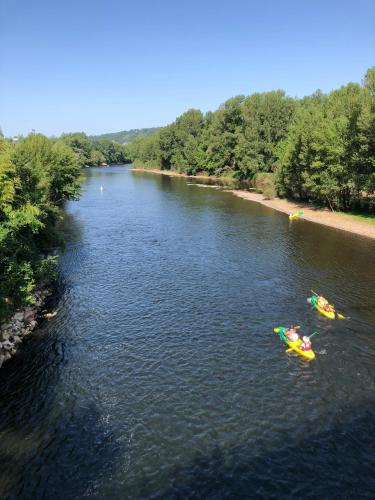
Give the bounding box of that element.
[300,336,312,351]
[285,326,299,342]
[317,296,335,313]
[317,296,328,307]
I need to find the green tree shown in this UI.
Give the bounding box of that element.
[129,67,375,211]
[0,133,81,319]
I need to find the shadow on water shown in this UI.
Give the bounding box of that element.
[156,408,375,499]
[131,169,252,191]
[58,210,85,245]
[0,211,122,499]
[0,336,123,499]
[0,324,123,500]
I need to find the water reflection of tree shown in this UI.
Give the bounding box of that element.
[293,223,375,295]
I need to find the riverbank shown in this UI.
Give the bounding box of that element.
[0,287,55,368]
[131,167,375,240]
[131,167,223,181]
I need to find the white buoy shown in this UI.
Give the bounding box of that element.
[100,185,104,192]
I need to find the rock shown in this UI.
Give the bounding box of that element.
[28,320,37,330]
[14,312,24,322]
[44,310,58,319]
[24,308,37,324]
[0,284,51,369]
[12,320,23,331]
[2,340,14,351]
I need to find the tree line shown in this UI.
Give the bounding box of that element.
[0,131,129,320]
[127,67,375,212]
[60,132,129,166]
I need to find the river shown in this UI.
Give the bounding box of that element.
[0,166,374,498]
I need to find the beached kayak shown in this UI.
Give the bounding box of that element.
[310,295,335,319]
[274,326,316,361]
[289,210,304,220]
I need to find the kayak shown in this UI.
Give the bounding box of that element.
[274,326,316,361]
[289,210,304,220]
[310,295,335,319]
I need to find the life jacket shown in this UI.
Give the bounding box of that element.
[301,341,312,351]
[287,331,299,342]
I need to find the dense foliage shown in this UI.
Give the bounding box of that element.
[0,133,82,318]
[0,128,131,320]
[89,127,161,144]
[60,132,129,166]
[128,68,375,212]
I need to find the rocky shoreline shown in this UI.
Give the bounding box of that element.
[0,287,54,369]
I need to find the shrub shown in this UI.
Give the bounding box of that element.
[253,173,277,199]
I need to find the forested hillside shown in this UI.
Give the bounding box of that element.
[90,127,161,144]
[127,68,375,212]
[61,132,129,165]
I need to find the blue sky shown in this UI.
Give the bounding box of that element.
[1,0,374,137]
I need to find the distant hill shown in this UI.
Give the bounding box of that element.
[89,127,161,144]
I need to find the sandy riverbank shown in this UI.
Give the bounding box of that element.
[131,167,375,240]
[131,167,222,181]
[228,191,375,240]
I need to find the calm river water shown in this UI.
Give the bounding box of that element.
[0,166,374,499]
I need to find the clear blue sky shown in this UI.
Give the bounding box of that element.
[1,0,374,137]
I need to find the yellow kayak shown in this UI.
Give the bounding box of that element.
[274,327,316,361]
[310,295,335,319]
[289,210,304,220]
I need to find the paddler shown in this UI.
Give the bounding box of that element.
[324,304,335,313]
[300,336,312,351]
[317,295,328,308]
[285,326,299,342]
[317,296,334,312]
